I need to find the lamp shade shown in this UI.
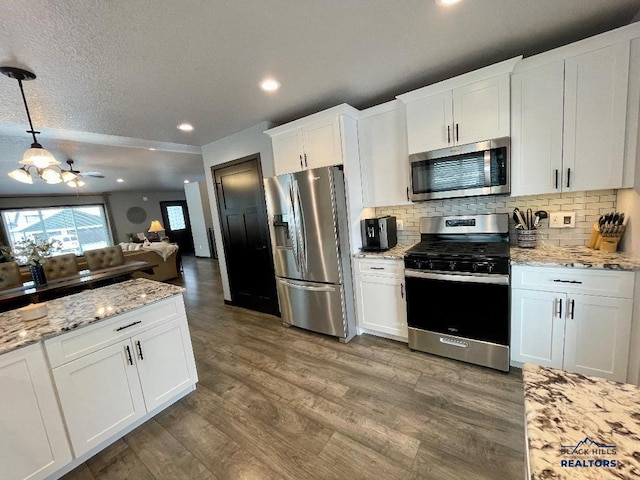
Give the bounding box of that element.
[21,146,60,169]
[8,167,33,183]
[41,167,62,184]
[148,220,164,233]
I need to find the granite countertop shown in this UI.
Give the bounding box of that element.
[523,364,640,479]
[353,243,415,260]
[511,245,640,271]
[0,278,185,356]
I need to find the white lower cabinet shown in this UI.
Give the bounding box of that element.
[51,315,197,457]
[510,266,634,382]
[354,258,408,341]
[0,343,72,480]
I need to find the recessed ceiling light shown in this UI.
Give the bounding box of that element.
[178,123,194,131]
[148,148,156,151]
[116,178,124,183]
[436,0,461,5]
[260,79,281,92]
[184,180,190,184]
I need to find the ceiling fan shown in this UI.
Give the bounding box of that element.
[64,159,104,187]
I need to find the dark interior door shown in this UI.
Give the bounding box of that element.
[160,200,195,255]
[213,155,279,316]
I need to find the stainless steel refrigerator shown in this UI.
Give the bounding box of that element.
[264,166,357,342]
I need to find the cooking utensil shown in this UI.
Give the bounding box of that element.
[526,208,533,230]
[533,210,548,228]
[514,208,527,229]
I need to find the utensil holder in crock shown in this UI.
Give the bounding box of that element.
[517,229,537,248]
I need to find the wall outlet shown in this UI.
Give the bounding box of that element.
[396,219,405,230]
[549,211,576,228]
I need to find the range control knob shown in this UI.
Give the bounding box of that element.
[449,261,456,271]
[488,263,495,273]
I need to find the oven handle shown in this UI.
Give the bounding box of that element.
[405,269,509,285]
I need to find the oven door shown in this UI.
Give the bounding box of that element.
[405,270,509,345]
[405,270,510,371]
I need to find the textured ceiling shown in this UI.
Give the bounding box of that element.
[0,0,639,195]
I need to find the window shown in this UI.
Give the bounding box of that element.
[166,205,186,230]
[2,205,112,259]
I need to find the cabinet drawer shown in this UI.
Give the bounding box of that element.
[511,266,635,298]
[356,258,404,277]
[45,295,186,368]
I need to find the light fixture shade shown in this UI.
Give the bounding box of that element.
[21,146,60,169]
[66,178,85,187]
[41,167,62,184]
[61,170,78,182]
[148,220,164,233]
[8,167,33,184]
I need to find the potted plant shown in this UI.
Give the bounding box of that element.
[14,237,61,286]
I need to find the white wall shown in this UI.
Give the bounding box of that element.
[201,121,275,301]
[184,182,213,257]
[108,191,186,243]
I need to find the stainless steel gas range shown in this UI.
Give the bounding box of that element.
[404,213,510,372]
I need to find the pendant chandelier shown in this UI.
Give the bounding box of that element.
[1,66,79,186]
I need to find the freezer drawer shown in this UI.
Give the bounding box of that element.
[277,278,347,338]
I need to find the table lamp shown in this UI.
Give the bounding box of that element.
[148,220,164,241]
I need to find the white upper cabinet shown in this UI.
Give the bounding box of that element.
[511,61,565,196]
[266,105,359,176]
[511,32,634,196]
[398,57,520,155]
[563,42,630,192]
[358,101,411,207]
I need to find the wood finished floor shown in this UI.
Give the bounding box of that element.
[62,256,525,480]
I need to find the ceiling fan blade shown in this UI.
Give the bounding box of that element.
[79,171,105,178]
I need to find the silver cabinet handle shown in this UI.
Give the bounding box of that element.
[370,267,385,270]
[566,168,571,188]
[115,320,141,332]
[400,283,404,298]
[553,279,582,284]
[136,340,144,360]
[304,153,308,168]
[569,299,575,320]
[557,298,563,318]
[447,125,451,144]
[455,123,459,142]
[299,154,303,169]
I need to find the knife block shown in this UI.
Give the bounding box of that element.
[587,223,625,252]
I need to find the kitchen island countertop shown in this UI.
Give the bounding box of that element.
[511,245,640,271]
[523,363,640,479]
[0,278,185,356]
[353,243,415,260]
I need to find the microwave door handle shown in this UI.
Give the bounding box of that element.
[484,150,491,187]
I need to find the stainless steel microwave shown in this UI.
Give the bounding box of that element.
[409,137,510,201]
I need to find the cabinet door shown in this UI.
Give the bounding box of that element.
[355,273,408,340]
[510,61,565,196]
[302,117,343,169]
[453,74,510,145]
[272,129,304,176]
[133,318,198,412]
[405,90,453,154]
[53,340,146,457]
[563,42,630,191]
[359,106,411,207]
[0,344,72,480]
[563,294,632,382]
[510,289,564,368]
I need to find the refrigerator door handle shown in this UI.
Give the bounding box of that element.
[294,179,308,272]
[278,279,336,292]
[287,181,300,271]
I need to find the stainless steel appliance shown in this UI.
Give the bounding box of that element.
[404,213,510,371]
[360,216,397,251]
[264,166,357,342]
[409,137,510,201]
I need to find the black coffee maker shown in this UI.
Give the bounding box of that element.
[360,216,397,251]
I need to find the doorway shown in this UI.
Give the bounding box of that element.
[159,200,195,255]
[213,154,279,316]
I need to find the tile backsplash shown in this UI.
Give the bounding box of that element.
[376,190,617,247]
